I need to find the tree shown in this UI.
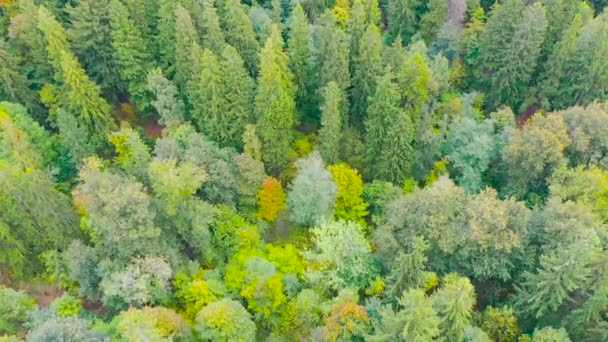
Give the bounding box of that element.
[146,68,185,127]
[480,306,520,342]
[255,25,297,171]
[432,274,476,341]
[36,5,69,75]
[419,0,447,44]
[351,23,382,122]
[195,299,256,341]
[348,0,381,80]
[193,0,225,55]
[0,287,35,335]
[109,0,154,112]
[174,5,200,93]
[328,163,368,224]
[287,4,312,114]
[369,288,440,341]
[501,114,570,201]
[530,327,572,342]
[157,0,179,73]
[217,0,260,75]
[243,124,263,161]
[55,108,95,164]
[257,176,286,222]
[219,45,255,148]
[386,0,422,45]
[26,316,107,342]
[287,151,337,226]
[190,49,225,142]
[364,67,414,184]
[318,81,343,163]
[66,0,120,95]
[108,126,151,177]
[0,39,41,114]
[112,306,190,341]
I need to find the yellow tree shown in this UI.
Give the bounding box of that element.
[257,176,286,222]
[328,163,368,225]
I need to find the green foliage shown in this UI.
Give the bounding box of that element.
[287,4,312,114]
[318,82,343,164]
[112,306,190,341]
[50,293,82,317]
[109,126,151,177]
[0,287,35,335]
[217,0,260,75]
[257,176,286,222]
[287,151,337,226]
[530,326,571,342]
[26,316,107,342]
[146,68,185,127]
[255,25,297,171]
[432,274,476,341]
[351,23,382,122]
[480,306,520,342]
[328,163,369,225]
[195,299,256,342]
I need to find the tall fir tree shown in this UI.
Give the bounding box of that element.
[418,0,447,44]
[191,49,224,143]
[109,0,155,113]
[386,0,423,45]
[36,5,69,76]
[287,4,312,115]
[219,45,255,149]
[351,23,382,123]
[364,67,415,184]
[255,25,297,172]
[146,68,185,127]
[312,11,350,118]
[191,0,225,55]
[347,0,381,81]
[157,0,179,74]
[174,5,201,94]
[66,0,120,96]
[318,81,343,164]
[217,0,260,75]
[0,39,41,115]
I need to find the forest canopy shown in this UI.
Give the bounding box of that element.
[2,0,608,340]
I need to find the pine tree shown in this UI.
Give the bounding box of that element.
[419,0,447,44]
[433,274,476,341]
[191,49,224,143]
[313,11,350,117]
[255,25,297,172]
[0,39,41,115]
[217,0,260,75]
[109,0,155,113]
[386,0,422,45]
[157,0,179,74]
[174,5,201,94]
[318,81,343,164]
[351,23,382,123]
[55,108,95,164]
[219,45,255,149]
[58,50,115,139]
[123,0,159,58]
[243,124,263,161]
[192,0,225,55]
[36,5,69,76]
[347,0,380,78]
[146,68,185,127]
[66,0,120,95]
[364,67,415,184]
[287,4,312,114]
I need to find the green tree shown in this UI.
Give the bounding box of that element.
[174,5,200,94]
[530,327,572,342]
[194,0,226,55]
[480,306,520,342]
[0,287,35,335]
[195,299,256,341]
[287,4,312,114]
[66,0,120,95]
[219,45,255,148]
[369,288,440,341]
[27,316,107,341]
[190,49,225,143]
[36,5,69,76]
[287,151,337,226]
[55,108,95,164]
[108,126,151,177]
[0,39,41,114]
[146,68,185,127]
[157,0,179,73]
[351,23,382,122]
[419,0,447,44]
[217,0,260,75]
[318,81,343,164]
[386,0,422,45]
[432,274,476,341]
[109,0,154,112]
[364,67,414,184]
[255,25,297,171]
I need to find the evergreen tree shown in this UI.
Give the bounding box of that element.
[66,0,120,95]
[287,4,312,114]
[217,0,260,75]
[157,0,179,74]
[109,0,155,113]
[351,23,382,123]
[419,0,447,44]
[219,45,255,148]
[433,274,476,341]
[193,0,226,55]
[364,67,415,184]
[0,39,41,114]
[174,5,201,94]
[318,81,343,164]
[190,49,225,143]
[347,0,381,83]
[36,5,69,76]
[386,0,423,45]
[312,11,351,118]
[146,68,185,127]
[255,25,297,172]
[55,108,95,164]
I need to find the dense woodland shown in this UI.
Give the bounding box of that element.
[2,0,608,340]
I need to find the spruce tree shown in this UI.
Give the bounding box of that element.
[255,25,297,172]
[109,0,155,113]
[174,5,201,94]
[364,67,415,184]
[55,108,95,164]
[157,0,179,74]
[146,68,185,127]
[192,0,226,55]
[217,0,260,75]
[219,45,255,149]
[318,81,343,164]
[287,4,312,115]
[419,0,447,44]
[66,0,120,95]
[347,0,381,77]
[386,0,423,45]
[0,39,41,115]
[351,23,382,123]
[191,49,224,143]
[36,5,69,76]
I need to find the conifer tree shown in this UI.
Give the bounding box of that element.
[109,0,155,112]
[157,0,179,74]
[313,11,350,117]
[364,67,415,184]
[217,0,260,75]
[347,0,381,75]
[0,39,41,114]
[243,124,263,161]
[66,0,120,95]
[351,23,382,122]
[419,0,447,44]
[55,108,94,164]
[174,5,201,94]
[194,0,226,55]
[255,25,297,172]
[36,5,69,75]
[58,50,115,139]
[433,274,476,341]
[219,45,255,148]
[318,81,343,164]
[386,0,422,45]
[190,49,224,143]
[287,4,312,114]
[146,68,185,127]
